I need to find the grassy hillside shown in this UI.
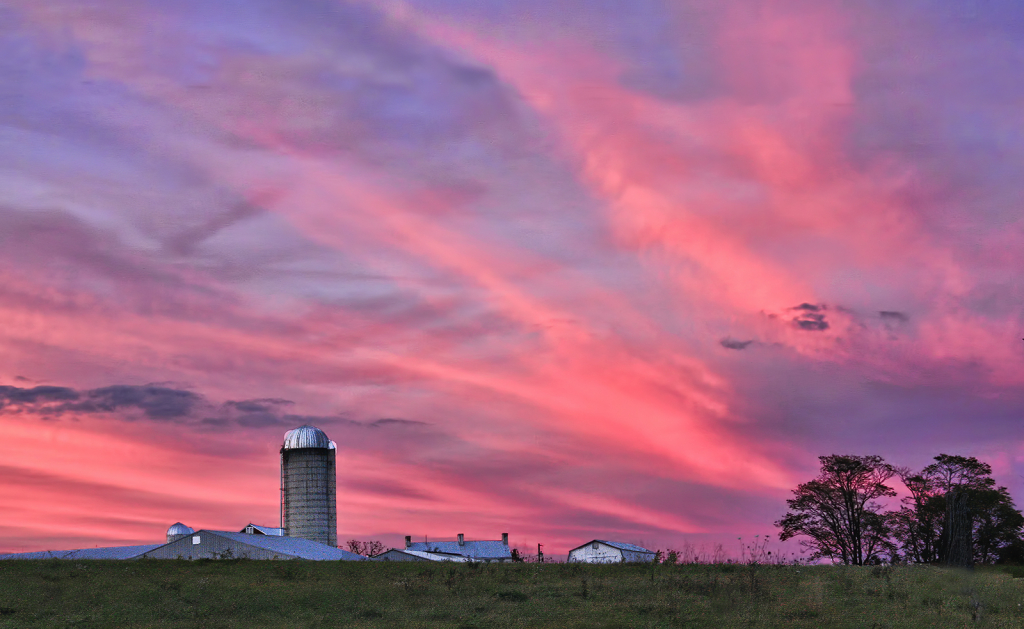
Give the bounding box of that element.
[1,559,1023,628]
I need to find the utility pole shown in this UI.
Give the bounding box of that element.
[538,543,544,563]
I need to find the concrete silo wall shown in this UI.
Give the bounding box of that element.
[281,447,337,547]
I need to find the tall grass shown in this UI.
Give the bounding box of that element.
[0,559,1022,627]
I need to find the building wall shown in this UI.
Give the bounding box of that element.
[374,550,428,561]
[140,532,292,560]
[620,550,656,563]
[567,542,625,563]
[281,447,337,547]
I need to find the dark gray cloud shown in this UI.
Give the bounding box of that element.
[80,385,203,419]
[789,303,829,331]
[0,385,79,408]
[794,315,829,331]
[0,382,435,434]
[224,398,294,413]
[879,310,909,322]
[719,337,754,350]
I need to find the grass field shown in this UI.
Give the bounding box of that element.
[1,559,1023,628]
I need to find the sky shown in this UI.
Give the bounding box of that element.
[1,0,1023,557]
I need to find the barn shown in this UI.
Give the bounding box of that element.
[567,540,656,563]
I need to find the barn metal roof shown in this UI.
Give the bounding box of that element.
[240,524,284,536]
[0,544,161,560]
[282,425,336,450]
[403,550,472,562]
[372,549,427,561]
[205,531,366,560]
[405,539,512,559]
[594,540,655,553]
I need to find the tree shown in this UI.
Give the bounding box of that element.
[889,454,1024,566]
[346,539,386,557]
[775,455,897,565]
[971,486,1024,564]
[888,468,944,563]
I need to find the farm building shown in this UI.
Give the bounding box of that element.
[241,523,283,536]
[373,549,471,562]
[1,425,349,561]
[401,533,513,562]
[567,540,656,563]
[139,530,365,561]
[0,545,162,560]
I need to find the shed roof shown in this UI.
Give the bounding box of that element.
[0,544,161,560]
[203,531,366,560]
[372,549,428,561]
[240,524,284,536]
[403,550,471,562]
[570,540,656,554]
[406,539,511,559]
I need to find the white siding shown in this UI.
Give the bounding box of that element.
[567,542,625,563]
[620,550,656,563]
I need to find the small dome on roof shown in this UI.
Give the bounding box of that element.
[167,522,194,536]
[282,425,336,450]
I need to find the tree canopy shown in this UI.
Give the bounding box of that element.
[775,455,896,565]
[777,453,1024,565]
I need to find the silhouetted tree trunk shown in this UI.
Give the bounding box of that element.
[944,488,974,568]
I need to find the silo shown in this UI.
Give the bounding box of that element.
[166,522,195,544]
[280,425,337,547]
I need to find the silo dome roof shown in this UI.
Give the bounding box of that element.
[167,522,194,536]
[282,425,336,450]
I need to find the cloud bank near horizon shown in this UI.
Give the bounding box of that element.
[1,0,1023,553]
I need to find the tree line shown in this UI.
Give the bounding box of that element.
[776,454,1024,566]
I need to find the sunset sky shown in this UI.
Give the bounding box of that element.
[1,0,1023,557]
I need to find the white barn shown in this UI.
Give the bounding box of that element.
[567,540,657,563]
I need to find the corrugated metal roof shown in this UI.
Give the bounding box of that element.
[403,550,471,562]
[596,540,655,553]
[372,549,428,561]
[282,425,336,450]
[240,524,284,536]
[205,531,366,560]
[373,549,472,562]
[0,544,161,560]
[406,540,512,559]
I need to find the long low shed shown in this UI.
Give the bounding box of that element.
[138,530,367,561]
[0,545,162,560]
